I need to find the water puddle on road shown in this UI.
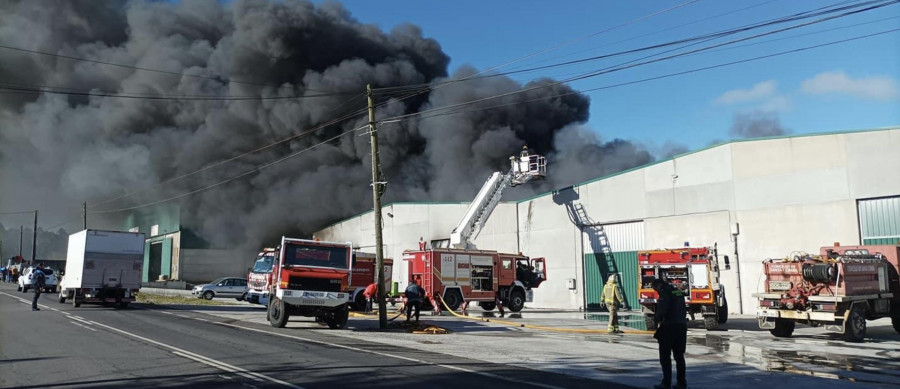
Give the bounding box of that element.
[584,312,648,331]
[690,334,900,386]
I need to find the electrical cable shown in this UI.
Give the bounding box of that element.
[90,124,369,214]
[90,92,367,207]
[375,0,890,92]
[0,82,356,101]
[405,28,900,123]
[379,1,899,123]
[0,43,336,92]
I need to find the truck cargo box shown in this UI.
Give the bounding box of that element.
[59,230,145,308]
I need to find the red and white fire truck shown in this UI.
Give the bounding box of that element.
[402,248,545,312]
[402,147,548,313]
[347,251,393,311]
[638,246,730,330]
[246,237,353,329]
[754,244,900,341]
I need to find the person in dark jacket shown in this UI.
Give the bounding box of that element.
[652,279,687,389]
[32,263,47,311]
[404,278,425,322]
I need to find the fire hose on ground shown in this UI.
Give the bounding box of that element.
[431,295,653,335]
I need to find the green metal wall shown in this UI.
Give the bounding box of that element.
[858,197,900,245]
[123,204,180,238]
[142,236,173,282]
[584,251,638,310]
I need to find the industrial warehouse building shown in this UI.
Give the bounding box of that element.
[314,126,900,314]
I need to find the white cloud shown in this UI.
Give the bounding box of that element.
[802,71,899,100]
[715,80,777,104]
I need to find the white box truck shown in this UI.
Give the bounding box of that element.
[58,229,146,308]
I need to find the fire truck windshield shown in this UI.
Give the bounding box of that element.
[283,244,349,269]
[252,254,275,273]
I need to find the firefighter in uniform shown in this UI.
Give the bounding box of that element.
[652,278,688,389]
[601,274,624,333]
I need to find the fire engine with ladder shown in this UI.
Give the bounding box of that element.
[347,251,393,311]
[638,245,731,330]
[402,147,548,313]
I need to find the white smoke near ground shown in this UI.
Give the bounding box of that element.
[0,0,655,258]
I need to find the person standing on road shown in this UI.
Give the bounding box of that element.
[404,277,425,322]
[363,282,378,313]
[601,274,624,333]
[32,263,47,311]
[652,278,688,389]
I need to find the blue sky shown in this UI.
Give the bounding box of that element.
[326,0,900,152]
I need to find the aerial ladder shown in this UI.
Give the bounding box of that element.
[450,147,547,249]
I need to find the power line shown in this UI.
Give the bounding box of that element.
[379,0,899,123]
[0,43,335,92]
[0,210,35,216]
[408,28,900,123]
[375,0,889,93]
[0,82,356,101]
[91,125,369,214]
[90,92,367,207]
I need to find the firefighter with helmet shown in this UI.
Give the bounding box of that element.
[601,274,624,333]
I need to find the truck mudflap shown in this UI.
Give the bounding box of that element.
[277,289,348,308]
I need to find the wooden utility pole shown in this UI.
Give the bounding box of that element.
[19,225,23,256]
[367,84,388,329]
[83,201,87,230]
[31,210,37,263]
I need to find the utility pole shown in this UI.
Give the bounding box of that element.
[19,225,23,256]
[83,201,87,230]
[367,84,387,329]
[31,210,38,263]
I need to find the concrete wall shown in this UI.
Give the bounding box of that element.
[314,127,900,312]
[179,249,250,284]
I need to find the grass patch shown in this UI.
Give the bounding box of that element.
[136,293,233,306]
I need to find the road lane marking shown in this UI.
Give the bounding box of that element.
[70,321,98,331]
[60,315,304,388]
[172,351,265,382]
[176,313,567,389]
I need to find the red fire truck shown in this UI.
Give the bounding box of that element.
[638,246,730,330]
[347,251,393,311]
[402,248,545,313]
[246,237,353,329]
[755,244,900,341]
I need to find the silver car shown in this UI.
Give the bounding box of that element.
[192,277,248,301]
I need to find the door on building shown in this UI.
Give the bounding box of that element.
[858,196,900,244]
[149,242,162,282]
[582,221,644,311]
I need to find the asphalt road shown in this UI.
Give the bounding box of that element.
[0,283,620,389]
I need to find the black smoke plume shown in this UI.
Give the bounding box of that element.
[0,0,653,257]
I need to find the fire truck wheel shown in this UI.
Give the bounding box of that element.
[842,304,866,342]
[268,298,289,328]
[703,316,718,330]
[717,297,728,324]
[479,301,496,311]
[892,303,900,334]
[644,315,658,330]
[770,319,794,338]
[353,292,367,311]
[508,290,525,312]
[443,291,463,311]
[326,307,349,329]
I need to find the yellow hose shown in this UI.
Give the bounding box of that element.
[435,296,653,335]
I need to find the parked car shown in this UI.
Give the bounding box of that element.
[192,277,248,301]
[18,266,58,293]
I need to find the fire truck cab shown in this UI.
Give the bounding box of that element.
[247,238,353,329]
[403,248,545,312]
[638,246,730,330]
